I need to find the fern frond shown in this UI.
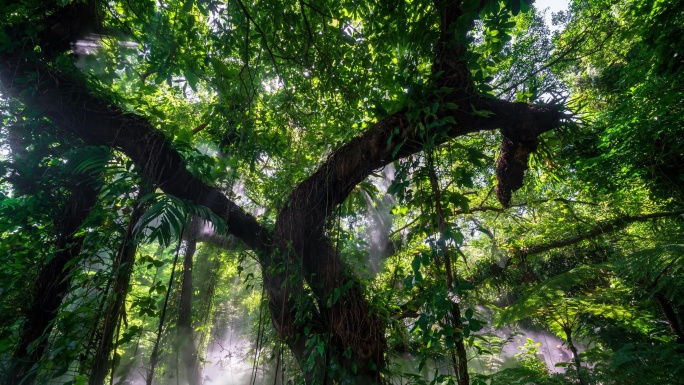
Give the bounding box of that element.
[612,244,684,307]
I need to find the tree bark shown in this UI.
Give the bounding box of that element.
[5,181,99,385]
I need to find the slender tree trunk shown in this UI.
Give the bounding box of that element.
[450,305,469,385]
[653,292,684,344]
[427,152,469,385]
[178,218,202,385]
[5,181,99,385]
[146,233,184,385]
[563,328,587,385]
[90,186,149,385]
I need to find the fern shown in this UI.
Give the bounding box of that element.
[133,193,229,246]
[63,146,113,176]
[498,264,607,325]
[611,244,684,309]
[598,342,684,385]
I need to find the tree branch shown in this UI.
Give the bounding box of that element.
[522,209,684,256]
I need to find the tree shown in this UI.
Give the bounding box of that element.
[0,0,682,384]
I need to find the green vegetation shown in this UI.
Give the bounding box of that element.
[0,0,682,384]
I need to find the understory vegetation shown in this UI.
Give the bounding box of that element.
[0,0,683,384]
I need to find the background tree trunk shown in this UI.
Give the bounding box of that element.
[146,236,184,385]
[90,186,149,385]
[653,292,684,344]
[564,328,587,385]
[178,218,202,385]
[5,181,99,385]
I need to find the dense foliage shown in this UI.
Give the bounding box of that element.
[0,0,682,384]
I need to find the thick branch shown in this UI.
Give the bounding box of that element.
[0,48,311,377]
[273,56,561,384]
[0,57,270,254]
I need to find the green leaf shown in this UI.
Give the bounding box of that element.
[412,255,421,274]
[510,0,521,16]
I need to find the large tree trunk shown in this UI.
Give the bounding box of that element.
[90,186,149,385]
[5,181,99,385]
